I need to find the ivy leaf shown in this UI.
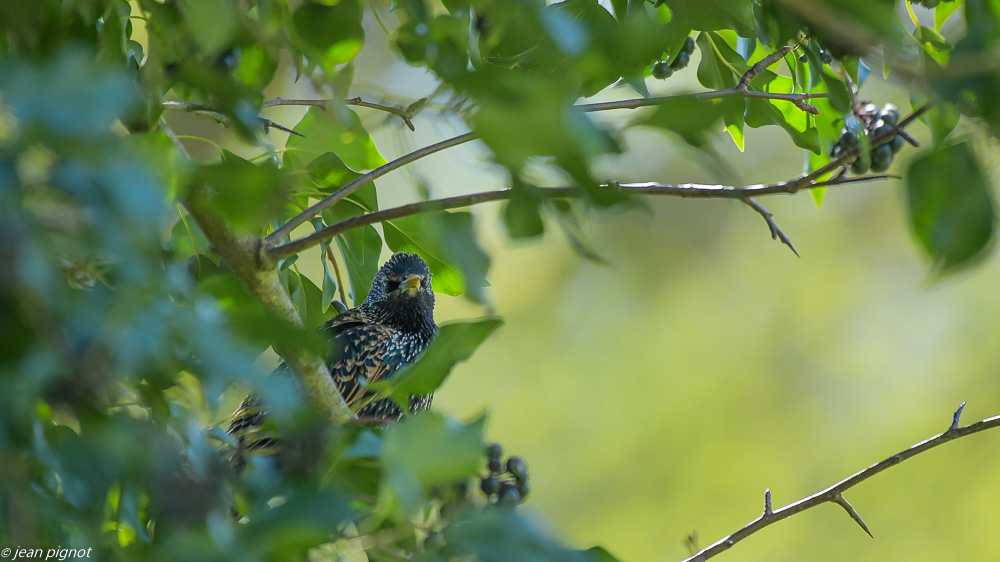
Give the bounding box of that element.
[380,412,486,518]
[503,179,547,239]
[292,0,365,70]
[384,318,502,404]
[186,151,290,230]
[284,106,385,174]
[668,0,756,36]
[445,508,615,562]
[321,181,382,305]
[906,141,995,274]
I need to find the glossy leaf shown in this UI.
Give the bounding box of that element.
[668,0,756,36]
[381,412,486,517]
[906,142,995,274]
[385,318,502,403]
[284,106,385,174]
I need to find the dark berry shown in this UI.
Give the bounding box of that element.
[682,36,696,55]
[842,130,860,147]
[671,51,691,69]
[871,145,893,172]
[652,61,673,79]
[506,456,528,482]
[873,121,894,140]
[485,442,502,460]
[798,54,808,63]
[880,104,900,126]
[498,483,521,504]
[850,155,870,175]
[889,135,905,154]
[480,476,500,496]
[488,457,502,474]
[819,50,833,64]
[516,479,531,498]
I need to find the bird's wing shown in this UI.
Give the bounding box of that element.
[330,322,406,408]
[320,308,369,335]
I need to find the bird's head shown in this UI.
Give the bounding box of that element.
[360,252,436,333]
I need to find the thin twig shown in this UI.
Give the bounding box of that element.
[326,246,348,305]
[265,45,832,250]
[262,96,420,131]
[262,132,478,251]
[680,404,1000,562]
[267,174,894,261]
[743,197,799,257]
[161,100,304,137]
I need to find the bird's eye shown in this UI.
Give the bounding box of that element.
[384,279,400,292]
[420,277,429,288]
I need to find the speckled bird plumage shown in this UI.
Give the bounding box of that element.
[228,252,438,468]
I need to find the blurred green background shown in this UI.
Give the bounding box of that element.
[163,5,1000,560]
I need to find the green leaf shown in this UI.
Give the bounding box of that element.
[292,0,365,69]
[321,184,382,305]
[503,180,546,239]
[695,32,740,90]
[386,318,502,402]
[240,489,353,560]
[187,151,290,230]
[913,93,960,146]
[906,142,995,274]
[184,0,240,55]
[283,269,326,331]
[445,508,610,562]
[0,50,135,138]
[936,0,965,31]
[380,412,486,518]
[745,75,821,154]
[284,106,385,174]
[635,94,737,145]
[383,211,491,301]
[667,0,756,36]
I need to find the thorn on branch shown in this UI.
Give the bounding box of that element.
[261,118,305,137]
[743,198,799,257]
[764,489,773,517]
[951,402,967,431]
[833,494,873,538]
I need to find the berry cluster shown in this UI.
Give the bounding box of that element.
[912,0,956,8]
[479,443,530,505]
[652,36,695,80]
[830,103,905,175]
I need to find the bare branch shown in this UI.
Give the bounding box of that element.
[267,174,893,262]
[262,96,422,131]
[266,47,832,252]
[262,132,478,252]
[680,404,1000,562]
[160,100,303,137]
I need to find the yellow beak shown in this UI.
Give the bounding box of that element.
[403,273,421,294]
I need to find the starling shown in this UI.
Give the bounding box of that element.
[228,252,438,468]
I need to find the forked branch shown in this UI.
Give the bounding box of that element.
[262,45,831,250]
[681,403,1000,562]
